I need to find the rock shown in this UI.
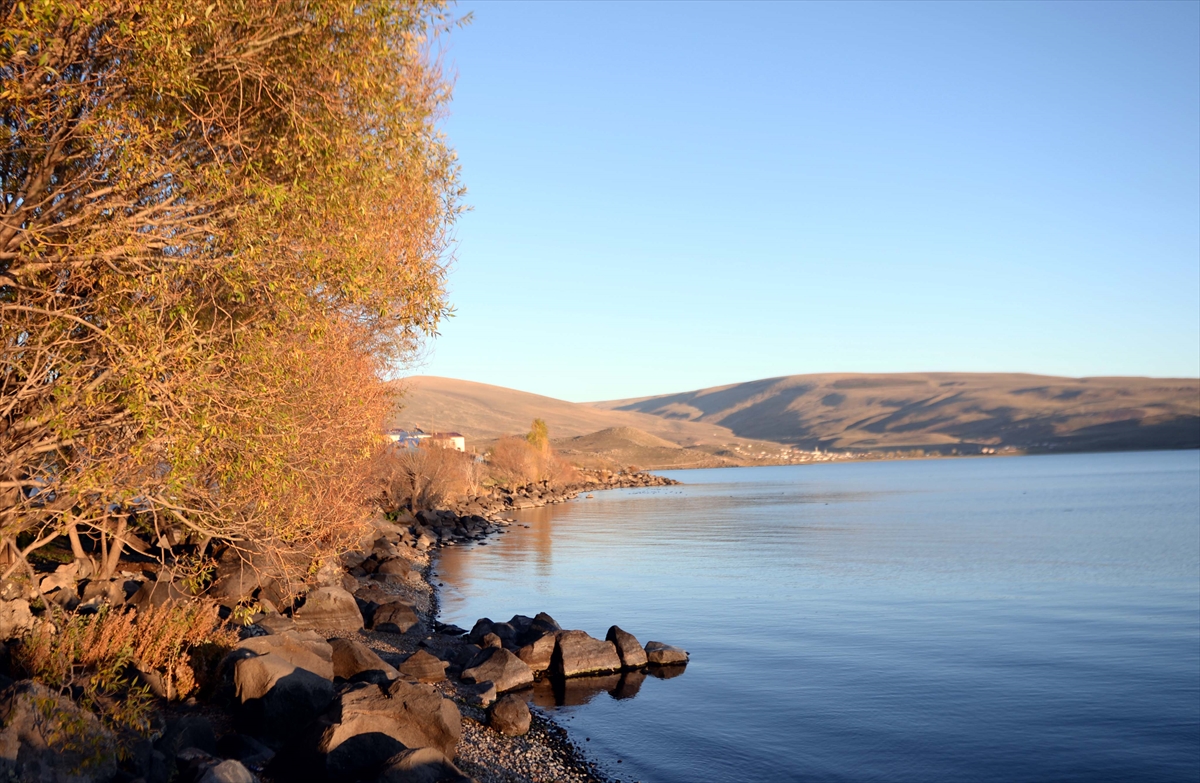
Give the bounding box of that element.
[292,586,364,632]
[0,599,32,641]
[130,573,191,612]
[488,622,518,648]
[0,680,118,782]
[453,644,482,668]
[480,632,502,650]
[459,680,496,708]
[460,647,534,693]
[645,641,689,665]
[605,625,648,669]
[254,613,297,635]
[234,652,335,742]
[330,637,400,682]
[38,561,82,594]
[211,549,265,604]
[237,630,334,680]
[515,634,556,673]
[376,559,413,577]
[552,630,622,677]
[487,694,531,737]
[371,601,420,634]
[157,714,218,758]
[398,650,447,683]
[198,759,258,783]
[217,733,276,769]
[376,747,473,783]
[467,618,494,644]
[313,680,461,778]
[528,611,561,640]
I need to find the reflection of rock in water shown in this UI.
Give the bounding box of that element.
[531,673,622,707]
[647,663,687,680]
[610,669,646,700]
[529,667,656,706]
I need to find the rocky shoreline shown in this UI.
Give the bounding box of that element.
[0,469,681,783]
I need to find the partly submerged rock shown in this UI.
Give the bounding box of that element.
[516,633,556,673]
[605,625,648,669]
[552,630,622,678]
[645,641,689,666]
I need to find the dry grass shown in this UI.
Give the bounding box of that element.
[14,600,238,734]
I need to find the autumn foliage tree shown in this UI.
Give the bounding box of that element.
[0,0,464,583]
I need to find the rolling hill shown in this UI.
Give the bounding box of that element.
[594,373,1200,453]
[389,376,770,451]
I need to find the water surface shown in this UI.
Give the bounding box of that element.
[435,451,1200,782]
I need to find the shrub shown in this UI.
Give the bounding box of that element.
[13,600,238,735]
[375,443,484,512]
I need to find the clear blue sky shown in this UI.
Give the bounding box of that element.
[415,0,1200,402]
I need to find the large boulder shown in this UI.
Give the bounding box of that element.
[0,599,32,641]
[460,648,534,693]
[236,630,334,680]
[293,586,364,632]
[487,694,531,737]
[376,747,473,783]
[397,650,447,684]
[371,602,420,634]
[645,641,689,666]
[0,680,119,782]
[605,625,648,669]
[329,637,399,682]
[198,759,258,783]
[551,630,622,677]
[313,680,461,779]
[234,652,335,742]
[515,634,555,673]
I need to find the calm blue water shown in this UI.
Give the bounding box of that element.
[434,451,1200,783]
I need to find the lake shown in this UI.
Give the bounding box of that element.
[433,451,1200,783]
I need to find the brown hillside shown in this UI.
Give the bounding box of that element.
[390,376,763,449]
[593,373,1200,452]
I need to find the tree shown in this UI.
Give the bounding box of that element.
[526,418,550,452]
[0,0,464,586]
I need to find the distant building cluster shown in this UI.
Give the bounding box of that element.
[385,428,466,452]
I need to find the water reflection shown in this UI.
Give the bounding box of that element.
[524,666,677,707]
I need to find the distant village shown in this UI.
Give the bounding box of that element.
[385,428,467,452]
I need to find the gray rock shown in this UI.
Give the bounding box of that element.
[0,680,118,782]
[330,637,400,681]
[198,759,258,783]
[480,632,502,650]
[528,611,562,640]
[376,747,472,783]
[487,694,531,737]
[461,647,534,693]
[606,625,648,669]
[237,630,334,680]
[315,680,461,778]
[645,641,689,665]
[130,573,191,612]
[371,601,420,634]
[217,733,275,769]
[292,586,364,632]
[0,599,32,641]
[157,714,218,757]
[515,634,555,673]
[552,630,622,677]
[398,650,447,683]
[234,652,335,741]
[253,613,297,635]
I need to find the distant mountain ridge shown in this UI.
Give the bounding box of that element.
[593,373,1200,453]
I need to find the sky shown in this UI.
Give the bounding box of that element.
[413,0,1200,402]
